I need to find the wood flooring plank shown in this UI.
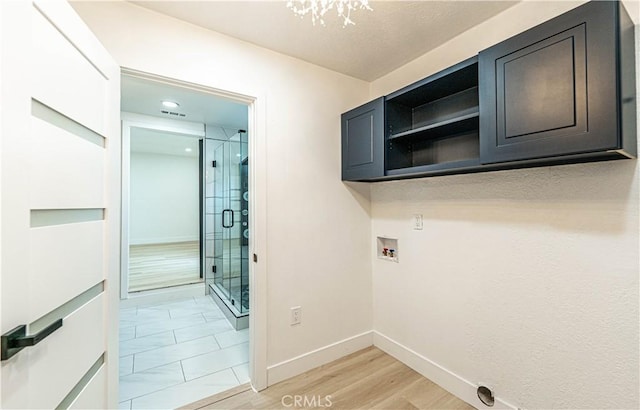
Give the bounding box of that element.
[129,241,202,292]
[191,347,474,410]
[178,383,252,410]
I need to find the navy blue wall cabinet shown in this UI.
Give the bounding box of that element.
[340,0,636,182]
[479,0,636,164]
[341,97,385,181]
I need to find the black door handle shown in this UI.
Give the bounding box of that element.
[1,319,63,360]
[222,209,234,228]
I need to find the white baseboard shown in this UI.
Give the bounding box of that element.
[373,331,517,410]
[130,236,199,245]
[267,331,374,386]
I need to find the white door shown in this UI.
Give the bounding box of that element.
[0,0,120,408]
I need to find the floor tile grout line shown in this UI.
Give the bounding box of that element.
[132,319,211,340]
[125,314,207,337]
[121,376,188,403]
[121,318,230,357]
[230,366,241,385]
[123,365,243,407]
[122,339,224,375]
[181,363,245,385]
[180,360,187,382]
[119,338,178,358]
[176,330,231,346]
[119,295,236,405]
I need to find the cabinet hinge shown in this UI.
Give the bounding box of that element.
[212,265,217,273]
[212,160,217,167]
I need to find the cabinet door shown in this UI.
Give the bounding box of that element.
[341,97,384,180]
[479,1,619,164]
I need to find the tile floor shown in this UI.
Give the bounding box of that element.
[119,295,249,410]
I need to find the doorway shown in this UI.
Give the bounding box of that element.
[118,73,257,409]
[128,128,202,292]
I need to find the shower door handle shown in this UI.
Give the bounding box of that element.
[222,209,234,228]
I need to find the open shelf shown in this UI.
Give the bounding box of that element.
[387,87,479,136]
[385,57,480,174]
[386,158,482,177]
[388,111,479,141]
[387,128,480,171]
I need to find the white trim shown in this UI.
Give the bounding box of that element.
[373,331,518,410]
[249,92,268,391]
[267,331,374,386]
[120,122,130,301]
[121,68,254,106]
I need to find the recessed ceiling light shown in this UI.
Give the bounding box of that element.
[185,148,192,152]
[162,100,180,108]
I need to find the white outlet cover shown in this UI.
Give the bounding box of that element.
[413,214,423,230]
[290,306,301,325]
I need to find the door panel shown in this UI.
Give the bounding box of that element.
[1,0,120,408]
[498,28,586,141]
[31,8,108,135]
[479,1,619,164]
[29,221,104,320]
[341,97,384,180]
[69,366,107,410]
[28,295,105,409]
[31,115,105,209]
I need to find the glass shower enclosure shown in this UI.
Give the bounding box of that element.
[204,129,249,330]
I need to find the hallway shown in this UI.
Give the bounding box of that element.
[119,295,249,409]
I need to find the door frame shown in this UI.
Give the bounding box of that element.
[120,68,268,391]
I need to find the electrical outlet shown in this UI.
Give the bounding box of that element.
[413,214,423,230]
[290,306,302,325]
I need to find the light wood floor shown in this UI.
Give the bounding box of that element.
[129,241,202,292]
[180,347,474,410]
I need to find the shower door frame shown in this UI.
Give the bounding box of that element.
[119,69,268,392]
[206,130,250,322]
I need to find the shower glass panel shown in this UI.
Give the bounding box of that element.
[204,129,249,318]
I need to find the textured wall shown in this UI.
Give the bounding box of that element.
[370,1,639,408]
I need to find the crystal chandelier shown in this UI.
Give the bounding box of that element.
[286,0,373,27]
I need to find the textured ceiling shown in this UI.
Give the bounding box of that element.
[129,1,518,81]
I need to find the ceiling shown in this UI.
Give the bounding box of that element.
[123,76,247,156]
[130,127,201,157]
[121,75,248,129]
[129,1,518,81]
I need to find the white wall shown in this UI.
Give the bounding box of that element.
[129,151,199,245]
[370,1,639,409]
[73,1,640,408]
[71,0,373,381]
